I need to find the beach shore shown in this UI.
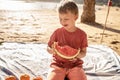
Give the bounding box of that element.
[0,5,120,55]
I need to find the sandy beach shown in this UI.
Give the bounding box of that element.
[0,3,120,55]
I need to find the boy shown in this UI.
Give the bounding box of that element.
[47,0,87,80]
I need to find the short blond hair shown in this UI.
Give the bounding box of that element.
[58,0,78,15]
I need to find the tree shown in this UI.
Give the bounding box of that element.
[81,0,96,23]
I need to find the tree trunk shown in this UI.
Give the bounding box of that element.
[81,0,96,23]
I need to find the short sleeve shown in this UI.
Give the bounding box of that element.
[48,30,57,47]
[81,33,88,49]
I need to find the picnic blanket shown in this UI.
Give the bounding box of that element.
[0,42,120,80]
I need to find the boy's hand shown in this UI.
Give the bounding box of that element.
[47,46,56,54]
[75,48,87,59]
[47,42,57,55]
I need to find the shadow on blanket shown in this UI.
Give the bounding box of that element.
[0,42,120,80]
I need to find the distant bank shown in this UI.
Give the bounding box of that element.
[21,0,120,6]
[1,0,119,4]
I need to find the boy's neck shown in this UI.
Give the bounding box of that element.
[65,26,77,32]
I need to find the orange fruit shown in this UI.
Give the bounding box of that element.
[20,74,30,80]
[32,76,43,80]
[5,75,16,80]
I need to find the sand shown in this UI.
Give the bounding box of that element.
[0,5,120,55]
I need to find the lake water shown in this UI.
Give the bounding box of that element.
[0,0,58,10]
[0,0,84,10]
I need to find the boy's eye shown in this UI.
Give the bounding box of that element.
[60,19,68,21]
[64,19,69,20]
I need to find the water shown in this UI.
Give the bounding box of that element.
[0,0,58,10]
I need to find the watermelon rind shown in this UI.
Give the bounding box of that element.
[53,42,80,59]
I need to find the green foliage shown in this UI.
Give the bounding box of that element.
[0,42,3,45]
[112,2,120,7]
[95,0,120,7]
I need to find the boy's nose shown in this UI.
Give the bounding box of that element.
[61,20,66,25]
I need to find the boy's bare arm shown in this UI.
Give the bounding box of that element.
[47,44,56,54]
[76,47,87,59]
[47,47,53,54]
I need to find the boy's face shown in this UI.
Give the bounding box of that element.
[59,11,78,30]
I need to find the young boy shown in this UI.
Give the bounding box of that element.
[47,0,88,80]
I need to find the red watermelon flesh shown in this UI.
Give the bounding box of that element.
[54,42,80,59]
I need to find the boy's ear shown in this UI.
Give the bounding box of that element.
[75,15,78,20]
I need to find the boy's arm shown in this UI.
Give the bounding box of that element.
[76,47,87,58]
[47,44,56,54]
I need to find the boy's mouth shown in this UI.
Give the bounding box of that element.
[63,24,68,27]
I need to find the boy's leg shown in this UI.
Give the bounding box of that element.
[47,65,66,80]
[67,67,87,80]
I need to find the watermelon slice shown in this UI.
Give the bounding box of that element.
[53,42,80,59]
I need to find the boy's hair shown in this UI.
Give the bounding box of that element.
[58,0,78,15]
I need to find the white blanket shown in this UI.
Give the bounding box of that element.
[0,43,120,80]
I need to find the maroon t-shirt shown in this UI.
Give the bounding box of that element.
[48,27,88,49]
[48,27,88,68]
